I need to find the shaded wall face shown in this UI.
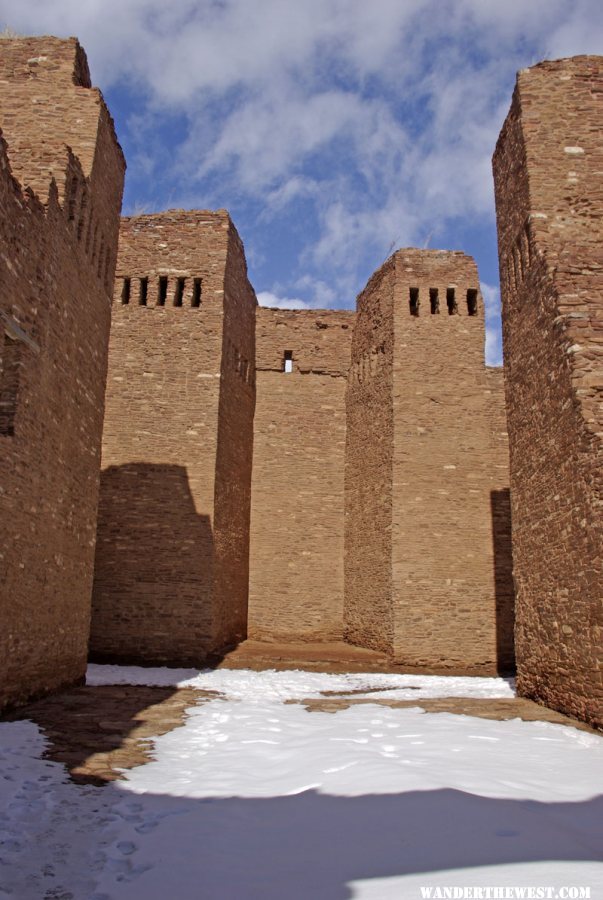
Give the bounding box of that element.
[344,263,395,653]
[91,212,232,665]
[0,39,124,710]
[92,464,214,665]
[212,228,257,649]
[390,252,513,673]
[248,309,353,642]
[493,59,603,727]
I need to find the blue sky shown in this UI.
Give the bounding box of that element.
[2,0,602,364]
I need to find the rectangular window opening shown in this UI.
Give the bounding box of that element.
[467,288,478,316]
[409,287,419,317]
[121,277,131,305]
[174,277,185,307]
[192,277,202,308]
[158,276,168,306]
[284,350,293,374]
[139,277,148,306]
[429,287,439,314]
[446,287,457,315]
[0,334,22,436]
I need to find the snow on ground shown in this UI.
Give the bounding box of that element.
[0,667,602,899]
[86,662,517,701]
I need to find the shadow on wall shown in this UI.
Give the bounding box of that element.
[491,488,515,673]
[90,463,216,666]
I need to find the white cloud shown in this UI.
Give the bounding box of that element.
[257,290,313,310]
[3,0,600,352]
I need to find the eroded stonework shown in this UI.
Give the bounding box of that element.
[92,230,513,674]
[0,38,124,709]
[1,34,599,727]
[493,56,603,728]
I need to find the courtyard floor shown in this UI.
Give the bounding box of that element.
[0,666,601,899]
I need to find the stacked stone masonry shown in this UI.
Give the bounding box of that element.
[249,308,354,643]
[3,34,599,728]
[345,250,514,672]
[91,210,256,665]
[0,38,125,709]
[493,56,603,728]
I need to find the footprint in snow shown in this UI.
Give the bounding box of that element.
[116,841,137,856]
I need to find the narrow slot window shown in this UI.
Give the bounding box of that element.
[192,277,202,308]
[158,276,168,306]
[409,287,419,316]
[446,287,457,315]
[284,350,293,374]
[77,191,87,242]
[97,239,105,279]
[67,175,78,221]
[429,287,439,314]
[174,277,185,307]
[0,334,22,436]
[524,222,532,266]
[139,277,148,306]
[467,288,478,316]
[121,277,131,305]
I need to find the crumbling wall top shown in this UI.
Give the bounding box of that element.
[0,36,91,88]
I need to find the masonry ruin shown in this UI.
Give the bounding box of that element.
[0,38,124,709]
[0,37,600,728]
[493,56,603,727]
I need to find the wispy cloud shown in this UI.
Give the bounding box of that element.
[4,0,600,362]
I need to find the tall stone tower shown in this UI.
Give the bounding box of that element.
[493,57,603,727]
[345,249,513,672]
[91,210,256,665]
[0,38,125,709]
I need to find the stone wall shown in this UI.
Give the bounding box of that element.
[344,250,513,673]
[91,210,256,665]
[0,38,124,710]
[493,56,603,727]
[344,260,395,652]
[248,308,354,641]
[391,250,513,672]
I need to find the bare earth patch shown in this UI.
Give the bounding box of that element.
[3,684,218,785]
[291,694,598,733]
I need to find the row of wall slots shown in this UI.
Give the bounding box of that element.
[119,276,203,308]
[66,173,112,293]
[409,287,478,316]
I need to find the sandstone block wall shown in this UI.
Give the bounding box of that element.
[345,250,513,672]
[344,260,395,652]
[391,251,513,672]
[91,210,256,665]
[493,56,603,726]
[248,308,354,641]
[0,38,124,710]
